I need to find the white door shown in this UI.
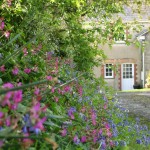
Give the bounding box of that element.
[122,63,134,90]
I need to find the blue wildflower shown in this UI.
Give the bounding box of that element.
[136,139,142,144]
[120,141,127,146]
[114,141,119,146]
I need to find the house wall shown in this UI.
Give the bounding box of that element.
[94,43,142,90]
[144,33,150,85]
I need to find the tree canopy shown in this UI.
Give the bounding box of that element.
[1,0,149,73]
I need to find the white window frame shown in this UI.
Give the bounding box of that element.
[104,64,114,78]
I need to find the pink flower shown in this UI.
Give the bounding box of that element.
[46,76,52,81]
[2,92,12,107]
[78,86,83,97]
[32,66,38,72]
[4,31,10,38]
[11,103,18,110]
[0,65,5,72]
[106,130,112,137]
[61,128,67,136]
[104,123,110,130]
[3,83,14,88]
[33,102,41,112]
[64,86,71,92]
[81,107,86,113]
[73,135,80,144]
[0,112,4,118]
[110,140,114,147]
[92,129,97,135]
[51,87,55,93]
[93,136,97,143]
[6,117,11,126]
[81,136,86,143]
[12,67,19,75]
[54,97,59,102]
[34,87,40,95]
[22,133,34,146]
[41,106,47,112]
[34,117,47,130]
[104,103,107,109]
[70,114,74,119]
[24,68,31,74]
[7,0,12,7]
[13,90,22,103]
[23,48,28,56]
[0,140,4,148]
[91,111,97,125]
[0,22,4,30]
[17,82,22,86]
[99,129,103,135]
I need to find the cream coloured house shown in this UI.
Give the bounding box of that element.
[93,6,150,91]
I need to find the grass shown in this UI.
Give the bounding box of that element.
[118,88,150,93]
[128,113,150,129]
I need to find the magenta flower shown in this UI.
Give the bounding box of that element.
[0,22,4,30]
[73,135,80,145]
[64,85,71,92]
[104,123,110,130]
[24,68,31,74]
[11,103,18,110]
[3,83,14,88]
[33,102,40,111]
[12,67,19,75]
[99,129,103,135]
[30,102,41,118]
[2,92,12,107]
[34,117,47,130]
[0,112,4,118]
[61,128,67,136]
[78,86,83,97]
[68,107,76,119]
[13,90,23,103]
[91,111,97,125]
[5,92,12,99]
[4,31,10,38]
[81,136,86,143]
[0,65,5,72]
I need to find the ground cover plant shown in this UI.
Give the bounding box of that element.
[0,0,150,149]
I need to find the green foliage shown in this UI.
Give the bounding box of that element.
[145,71,150,88]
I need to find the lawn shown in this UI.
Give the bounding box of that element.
[118,88,150,93]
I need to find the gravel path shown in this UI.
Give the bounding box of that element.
[117,92,150,120]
